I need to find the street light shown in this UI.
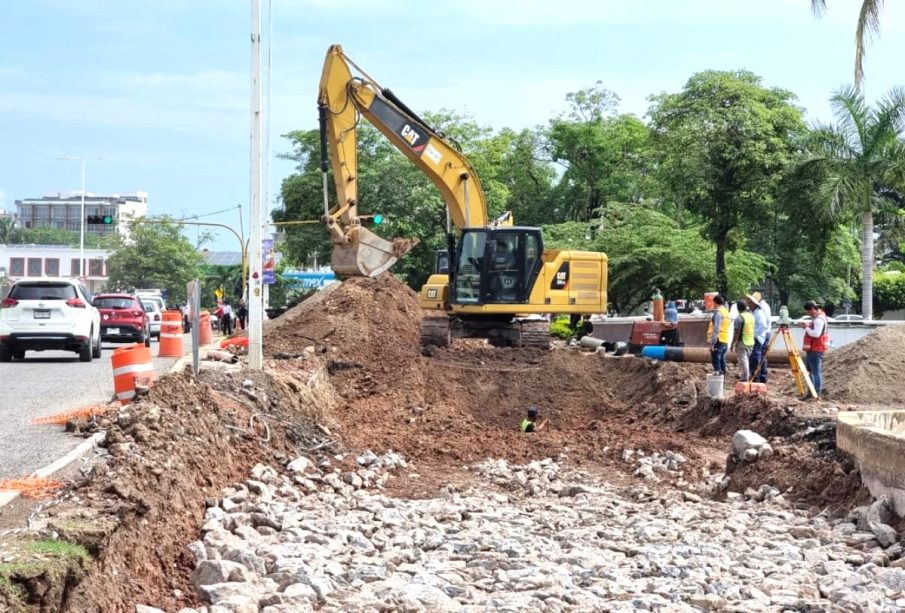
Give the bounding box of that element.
[57,156,109,283]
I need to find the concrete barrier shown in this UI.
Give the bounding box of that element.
[837,410,905,516]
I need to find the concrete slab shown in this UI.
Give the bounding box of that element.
[837,410,905,516]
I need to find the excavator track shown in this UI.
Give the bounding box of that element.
[518,320,552,349]
[420,316,451,348]
[486,320,552,349]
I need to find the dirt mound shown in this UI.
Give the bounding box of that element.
[0,369,328,612]
[823,324,905,405]
[263,275,421,365]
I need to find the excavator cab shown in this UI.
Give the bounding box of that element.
[451,228,543,306]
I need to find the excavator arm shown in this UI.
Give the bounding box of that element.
[319,44,497,276]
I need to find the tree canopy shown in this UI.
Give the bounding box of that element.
[105,218,204,303]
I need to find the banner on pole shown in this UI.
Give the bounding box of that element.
[263,237,276,285]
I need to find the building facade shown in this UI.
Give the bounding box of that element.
[0,244,112,294]
[13,191,148,238]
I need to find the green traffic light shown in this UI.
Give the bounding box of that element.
[103,215,113,224]
[373,214,383,225]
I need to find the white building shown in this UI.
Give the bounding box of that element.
[13,191,148,240]
[0,244,113,294]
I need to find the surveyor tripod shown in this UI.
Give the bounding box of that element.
[750,325,818,398]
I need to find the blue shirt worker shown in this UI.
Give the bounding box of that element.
[746,292,770,383]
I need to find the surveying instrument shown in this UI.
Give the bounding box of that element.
[750,306,818,398]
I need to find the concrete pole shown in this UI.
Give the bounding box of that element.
[58,156,107,281]
[79,159,86,283]
[247,0,264,370]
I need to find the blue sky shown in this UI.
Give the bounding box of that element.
[2,0,905,251]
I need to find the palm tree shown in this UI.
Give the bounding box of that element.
[799,85,905,320]
[811,0,883,90]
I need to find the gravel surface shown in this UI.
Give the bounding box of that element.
[0,336,191,480]
[172,455,905,613]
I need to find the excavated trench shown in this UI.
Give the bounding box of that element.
[0,275,888,611]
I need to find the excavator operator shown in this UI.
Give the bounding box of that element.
[491,239,516,270]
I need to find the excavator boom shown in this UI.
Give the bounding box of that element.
[318,44,491,276]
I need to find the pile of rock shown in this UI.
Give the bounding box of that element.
[147,456,905,612]
[622,448,687,483]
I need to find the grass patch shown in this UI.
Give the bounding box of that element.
[23,539,91,562]
[0,538,93,610]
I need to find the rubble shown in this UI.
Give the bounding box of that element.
[178,458,905,612]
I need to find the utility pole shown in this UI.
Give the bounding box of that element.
[57,156,108,285]
[248,0,264,370]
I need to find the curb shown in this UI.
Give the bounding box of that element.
[0,341,215,510]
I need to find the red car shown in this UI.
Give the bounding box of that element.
[92,293,151,346]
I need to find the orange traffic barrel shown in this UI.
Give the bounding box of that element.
[703,292,718,311]
[199,311,213,345]
[112,343,157,404]
[158,310,184,357]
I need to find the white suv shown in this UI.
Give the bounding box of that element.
[0,277,102,362]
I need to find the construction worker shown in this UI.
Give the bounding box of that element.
[520,406,548,433]
[746,292,770,383]
[707,294,731,376]
[733,300,755,381]
[662,300,680,346]
[800,300,829,400]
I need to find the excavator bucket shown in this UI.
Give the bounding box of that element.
[331,228,418,277]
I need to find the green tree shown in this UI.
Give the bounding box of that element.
[4,225,118,248]
[812,0,884,89]
[797,85,905,320]
[0,218,21,244]
[490,128,557,227]
[873,271,905,318]
[542,204,768,314]
[105,218,203,303]
[649,70,807,295]
[548,83,654,222]
[201,264,243,306]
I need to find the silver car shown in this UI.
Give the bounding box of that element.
[141,299,163,339]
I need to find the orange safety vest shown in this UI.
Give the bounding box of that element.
[802,310,829,353]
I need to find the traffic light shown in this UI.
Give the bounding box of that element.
[362,213,384,226]
[86,214,114,225]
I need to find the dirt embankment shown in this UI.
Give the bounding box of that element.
[0,274,890,610]
[822,324,905,406]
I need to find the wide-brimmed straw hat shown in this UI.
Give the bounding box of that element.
[744,292,762,305]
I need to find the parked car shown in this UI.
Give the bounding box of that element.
[794,315,838,324]
[141,299,163,339]
[137,292,166,314]
[93,293,151,347]
[833,314,864,322]
[0,277,102,362]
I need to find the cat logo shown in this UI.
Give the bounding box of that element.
[550,262,570,290]
[401,124,420,147]
[427,288,438,299]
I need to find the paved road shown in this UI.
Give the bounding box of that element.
[0,335,192,480]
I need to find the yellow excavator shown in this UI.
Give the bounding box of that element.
[318,44,607,348]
